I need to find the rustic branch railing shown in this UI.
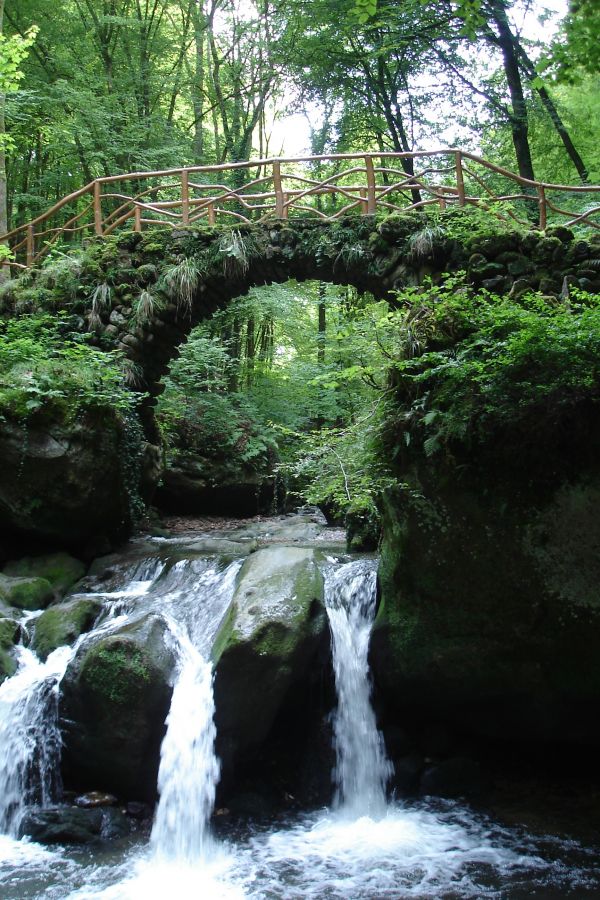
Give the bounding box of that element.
[3,149,600,270]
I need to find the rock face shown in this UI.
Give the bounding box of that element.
[4,552,86,596]
[0,417,133,553]
[156,467,277,517]
[60,613,176,799]
[372,456,600,747]
[19,805,131,845]
[0,614,21,679]
[212,546,328,780]
[0,573,54,610]
[32,597,102,661]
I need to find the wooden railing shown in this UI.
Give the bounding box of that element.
[3,149,600,269]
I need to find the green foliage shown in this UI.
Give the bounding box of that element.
[131,289,165,326]
[384,277,600,457]
[0,312,138,424]
[161,256,206,317]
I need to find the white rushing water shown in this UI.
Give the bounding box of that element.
[324,558,392,817]
[0,644,75,836]
[150,561,241,865]
[0,540,598,899]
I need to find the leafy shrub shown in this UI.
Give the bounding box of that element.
[385,278,600,457]
[0,313,138,424]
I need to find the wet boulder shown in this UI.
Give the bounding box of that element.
[0,417,133,552]
[60,613,176,799]
[0,573,54,611]
[212,546,328,778]
[4,552,86,598]
[0,614,21,680]
[32,597,103,661]
[19,805,131,845]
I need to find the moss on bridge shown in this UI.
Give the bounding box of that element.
[1,210,600,407]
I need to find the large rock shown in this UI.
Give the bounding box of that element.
[60,613,176,799]
[0,417,133,552]
[32,597,103,661]
[0,614,21,680]
[213,546,328,778]
[0,573,54,610]
[372,460,600,746]
[156,467,276,517]
[19,805,131,845]
[4,553,86,597]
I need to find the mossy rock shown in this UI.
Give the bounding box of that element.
[377,213,422,244]
[0,614,21,680]
[371,460,600,746]
[32,597,102,661]
[4,553,86,597]
[60,614,176,799]
[212,546,328,777]
[0,573,54,611]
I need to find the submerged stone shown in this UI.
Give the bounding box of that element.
[19,805,131,844]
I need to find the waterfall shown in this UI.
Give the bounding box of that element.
[150,627,219,863]
[0,645,75,836]
[324,559,391,817]
[150,561,241,863]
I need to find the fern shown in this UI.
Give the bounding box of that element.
[162,256,205,316]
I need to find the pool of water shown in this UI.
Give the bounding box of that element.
[2,800,599,900]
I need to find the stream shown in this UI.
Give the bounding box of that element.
[0,512,599,899]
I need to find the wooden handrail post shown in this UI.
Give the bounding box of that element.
[365,155,376,214]
[455,151,466,206]
[537,185,547,230]
[93,181,103,236]
[181,169,190,225]
[273,160,284,218]
[133,205,142,233]
[282,192,289,220]
[26,225,35,266]
[360,187,368,215]
[207,203,216,225]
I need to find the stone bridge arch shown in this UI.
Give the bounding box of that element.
[112,218,412,412]
[100,216,600,427]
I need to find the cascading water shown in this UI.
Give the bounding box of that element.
[0,644,75,836]
[150,561,241,865]
[150,629,219,863]
[0,519,598,900]
[324,558,392,817]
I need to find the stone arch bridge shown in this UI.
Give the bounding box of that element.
[75,215,600,422]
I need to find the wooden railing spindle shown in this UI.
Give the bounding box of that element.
[273,160,284,218]
[365,156,376,214]
[181,169,190,225]
[93,181,103,236]
[26,225,35,267]
[360,187,368,215]
[455,151,466,206]
[537,185,547,230]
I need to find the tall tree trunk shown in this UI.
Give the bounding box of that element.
[191,0,205,164]
[317,282,326,364]
[489,0,535,181]
[245,315,255,387]
[517,46,589,182]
